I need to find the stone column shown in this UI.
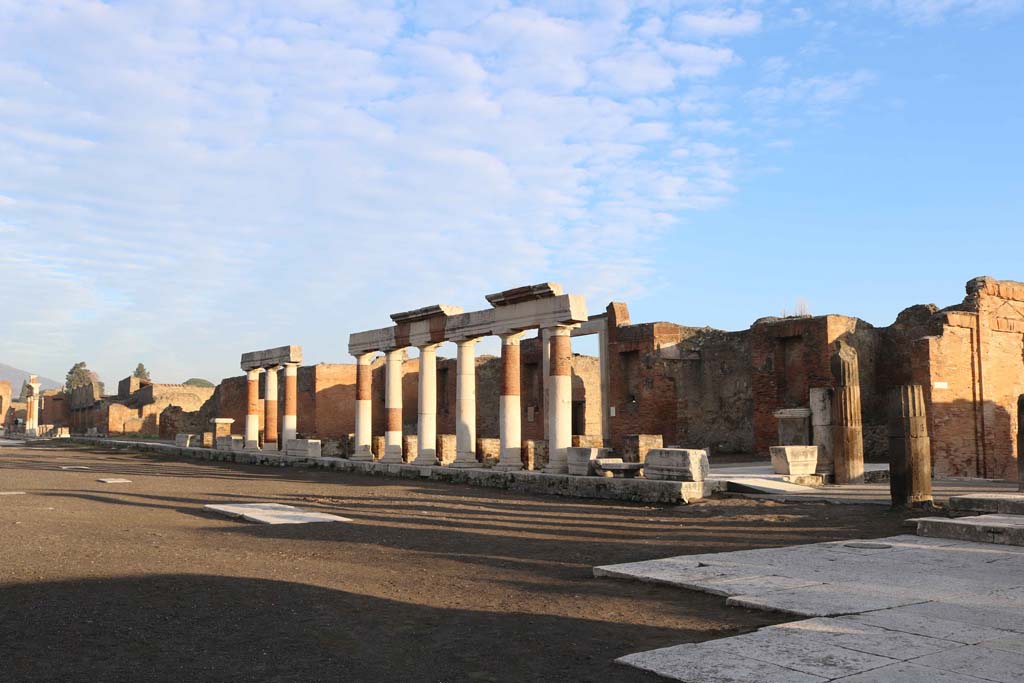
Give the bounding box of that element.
[282,363,298,444]
[495,332,525,471]
[450,338,480,468]
[831,342,864,484]
[809,387,834,475]
[380,348,405,463]
[889,384,933,508]
[544,327,573,474]
[263,365,279,451]
[25,381,40,437]
[1017,395,1023,492]
[244,368,262,451]
[415,343,440,466]
[351,353,375,461]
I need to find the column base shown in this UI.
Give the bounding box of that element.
[493,462,523,472]
[348,450,374,462]
[412,458,438,467]
[378,453,404,464]
[263,441,278,451]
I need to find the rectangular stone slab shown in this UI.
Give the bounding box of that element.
[917,515,1024,546]
[205,503,352,525]
[97,478,132,484]
[240,345,302,370]
[616,645,827,683]
[948,493,1024,515]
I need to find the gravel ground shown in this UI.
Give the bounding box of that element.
[0,441,917,682]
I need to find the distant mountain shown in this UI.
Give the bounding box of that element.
[0,363,62,393]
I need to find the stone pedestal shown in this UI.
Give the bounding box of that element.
[770,446,819,476]
[567,447,612,476]
[809,388,834,475]
[210,418,234,440]
[403,435,418,463]
[889,385,933,508]
[285,439,321,458]
[437,434,457,466]
[477,438,500,467]
[522,439,547,470]
[622,434,663,464]
[774,407,811,446]
[643,448,710,482]
[831,342,865,484]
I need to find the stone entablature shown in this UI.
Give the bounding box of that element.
[241,345,302,371]
[239,345,303,452]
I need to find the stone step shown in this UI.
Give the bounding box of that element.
[724,477,821,495]
[916,514,1024,546]
[948,493,1024,515]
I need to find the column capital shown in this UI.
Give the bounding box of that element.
[355,352,376,365]
[246,368,262,380]
[417,342,443,353]
[283,362,299,375]
[498,331,527,345]
[452,336,481,347]
[544,324,577,337]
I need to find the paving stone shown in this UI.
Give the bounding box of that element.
[832,661,993,682]
[910,644,1024,683]
[0,491,26,495]
[205,503,352,525]
[97,478,132,484]
[764,617,952,660]
[59,466,90,470]
[694,574,824,597]
[726,583,927,617]
[977,635,1024,655]
[616,645,826,683]
[892,601,1024,635]
[845,609,1022,645]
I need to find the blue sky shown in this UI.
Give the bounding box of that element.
[1,0,1022,385]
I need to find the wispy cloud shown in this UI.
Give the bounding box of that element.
[0,1,897,382]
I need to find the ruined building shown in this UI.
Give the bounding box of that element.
[51,276,1024,481]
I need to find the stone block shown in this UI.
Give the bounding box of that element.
[522,439,547,470]
[770,446,820,476]
[644,448,709,482]
[436,434,457,465]
[209,417,234,439]
[566,447,612,475]
[774,407,812,446]
[402,434,418,463]
[477,438,500,467]
[201,432,214,448]
[285,439,322,458]
[571,434,604,448]
[175,433,197,448]
[372,435,385,460]
[622,434,663,464]
[216,435,243,452]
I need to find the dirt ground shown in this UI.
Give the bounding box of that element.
[0,441,918,682]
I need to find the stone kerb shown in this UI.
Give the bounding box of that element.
[644,448,710,482]
[770,445,819,476]
[240,345,302,371]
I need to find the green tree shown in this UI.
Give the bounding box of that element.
[183,378,214,388]
[133,363,151,381]
[65,361,103,394]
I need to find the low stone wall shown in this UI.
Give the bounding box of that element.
[67,437,708,505]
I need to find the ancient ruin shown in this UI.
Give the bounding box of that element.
[5,276,1022,488]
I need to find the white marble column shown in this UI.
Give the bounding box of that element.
[450,338,480,468]
[244,368,262,450]
[351,352,375,461]
[25,381,40,437]
[264,365,279,451]
[544,326,573,473]
[415,343,440,466]
[380,348,405,463]
[282,363,298,444]
[495,332,526,471]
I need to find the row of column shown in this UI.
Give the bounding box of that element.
[244,363,299,450]
[351,326,574,472]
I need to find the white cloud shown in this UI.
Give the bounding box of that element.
[861,0,1023,23]
[673,9,763,37]
[0,0,881,382]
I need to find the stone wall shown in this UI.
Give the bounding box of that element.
[912,277,1024,479]
[0,381,10,429]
